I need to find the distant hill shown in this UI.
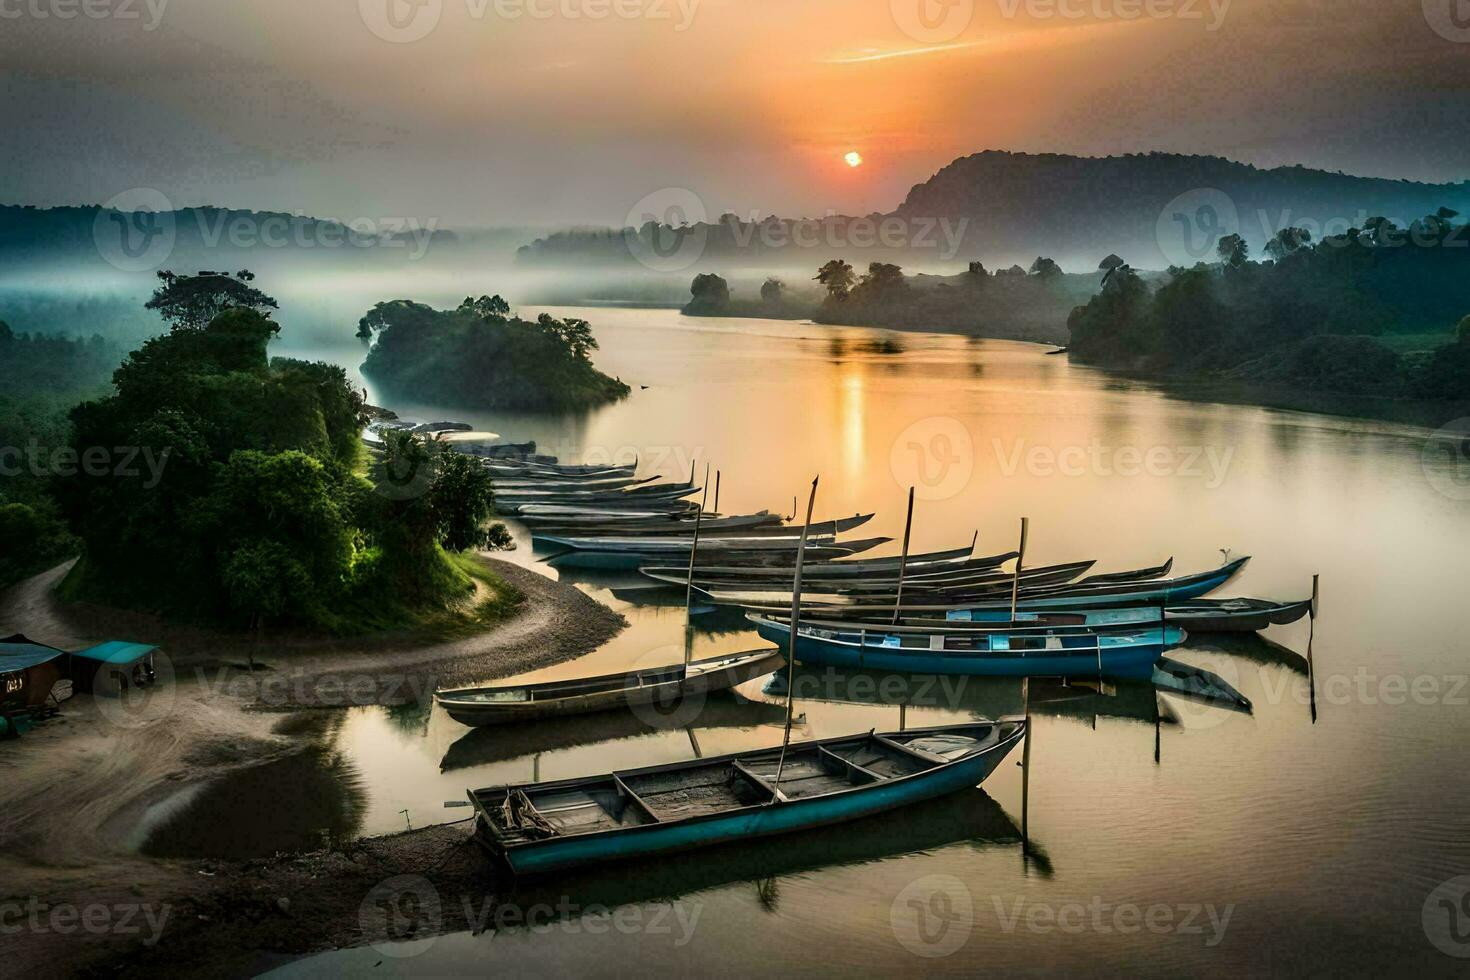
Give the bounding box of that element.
[898,151,1470,269]
[515,152,1470,273]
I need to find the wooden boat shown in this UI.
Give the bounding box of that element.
[535,533,890,555]
[499,492,699,515]
[468,720,1026,874]
[649,554,1064,593]
[435,649,786,727]
[517,503,701,520]
[484,460,638,478]
[748,615,1186,677]
[727,558,1248,613]
[637,542,992,586]
[519,511,786,533]
[695,560,1103,607]
[529,513,874,540]
[901,596,1312,634]
[545,539,884,571]
[491,474,658,492]
[494,482,697,503]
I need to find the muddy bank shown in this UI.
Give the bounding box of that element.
[0,554,627,978]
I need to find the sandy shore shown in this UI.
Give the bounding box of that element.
[0,555,626,978]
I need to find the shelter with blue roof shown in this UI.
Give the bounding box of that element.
[69,641,159,697]
[0,633,68,721]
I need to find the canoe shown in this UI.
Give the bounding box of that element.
[520,511,786,532]
[468,720,1026,874]
[912,597,1312,634]
[545,539,885,571]
[517,503,701,520]
[535,533,892,555]
[748,615,1187,677]
[694,560,1103,607]
[500,492,699,515]
[435,649,786,727]
[637,542,993,586]
[494,482,698,502]
[491,475,658,492]
[730,559,1249,613]
[529,513,874,540]
[484,460,638,478]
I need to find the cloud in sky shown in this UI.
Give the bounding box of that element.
[0,0,1465,226]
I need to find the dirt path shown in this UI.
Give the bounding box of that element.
[0,555,627,977]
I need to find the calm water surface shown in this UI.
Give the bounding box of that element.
[143,307,1470,974]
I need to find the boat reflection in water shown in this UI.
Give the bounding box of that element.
[440,691,790,771]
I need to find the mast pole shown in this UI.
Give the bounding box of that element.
[771,476,819,798]
[1010,517,1029,621]
[892,487,915,625]
[683,466,711,667]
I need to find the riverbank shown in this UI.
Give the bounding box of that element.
[0,555,626,977]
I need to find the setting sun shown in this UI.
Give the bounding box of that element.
[844,151,863,168]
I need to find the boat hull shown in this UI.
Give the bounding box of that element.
[752,619,1181,678]
[436,651,786,727]
[486,725,1024,875]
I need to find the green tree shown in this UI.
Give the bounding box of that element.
[815,259,855,300]
[1216,234,1249,268]
[145,270,279,330]
[760,278,786,305]
[1030,256,1063,279]
[1265,227,1312,261]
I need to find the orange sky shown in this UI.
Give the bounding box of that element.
[1,0,1466,224]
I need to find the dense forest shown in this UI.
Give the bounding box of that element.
[5,272,504,631]
[358,296,630,411]
[1067,211,1470,399]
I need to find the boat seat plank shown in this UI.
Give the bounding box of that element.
[613,774,663,824]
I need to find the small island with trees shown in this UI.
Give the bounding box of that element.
[358,296,630,411]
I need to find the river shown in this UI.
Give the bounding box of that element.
[139,305,1470,974]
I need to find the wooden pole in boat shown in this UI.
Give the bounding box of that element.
[714,470,721,516]
[683,472,712,667]
[1021,676,1031,854]
[1010,517,1029,621]
[771,476,820,799]
[892,487,915,625]
[1307,574,1320,724]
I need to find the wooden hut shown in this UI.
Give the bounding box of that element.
[0,634,67,727]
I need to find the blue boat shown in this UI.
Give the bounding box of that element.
[468,720,1026,875]
[747,615,1186,678]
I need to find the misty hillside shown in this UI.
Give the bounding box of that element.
[899,151,1470,269]
[515,152,1470,273]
